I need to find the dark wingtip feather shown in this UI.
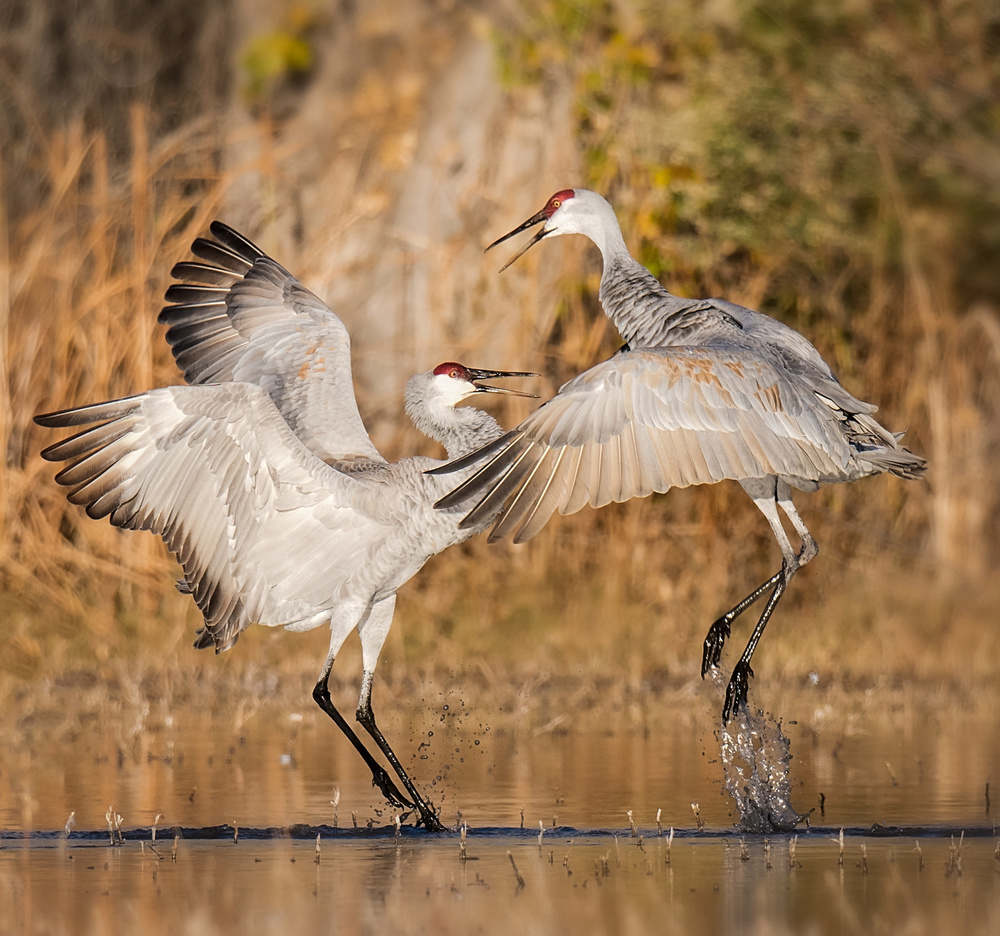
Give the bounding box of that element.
[35,407,93,429]
[209,221,266,262]
[456,510,482,531]
[36,399,139,433]
[190,237,255,272]
[164,283,230,304]
[192,627,215,650]
[426,430,517,478]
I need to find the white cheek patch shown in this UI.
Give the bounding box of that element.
[434,374,475,406]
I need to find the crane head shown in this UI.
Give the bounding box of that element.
[431,362,538,404]
[485,189,577,271]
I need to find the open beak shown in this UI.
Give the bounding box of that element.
[485,208,553,272]
[467,367,539,398]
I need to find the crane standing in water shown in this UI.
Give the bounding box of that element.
[435,189,927,721]
[36,224,536,831]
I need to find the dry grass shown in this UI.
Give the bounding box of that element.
[1,0,998,724]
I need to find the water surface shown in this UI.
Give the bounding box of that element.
[3,687,999,933]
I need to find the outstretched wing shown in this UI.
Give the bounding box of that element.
[435,348,863,544]
[36,383,387,650]
[159,223,385,467]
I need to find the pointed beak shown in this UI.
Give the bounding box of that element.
[485,208,553,272]
[466,368,539,398]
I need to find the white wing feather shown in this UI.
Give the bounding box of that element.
[38,383,389,649]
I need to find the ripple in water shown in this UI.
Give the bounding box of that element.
[717,705,807,832]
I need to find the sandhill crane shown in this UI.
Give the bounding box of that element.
[36,224,536,832]
[434,188,927,721]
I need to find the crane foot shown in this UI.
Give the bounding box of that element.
[415,805,446,833]
[701,615,732,676]
[722,660,754,723]
[370,768,416,811]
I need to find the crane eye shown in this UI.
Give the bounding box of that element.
[552,199,561,209]
[450,368,461,379]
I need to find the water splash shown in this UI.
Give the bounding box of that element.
[717,704,806,833]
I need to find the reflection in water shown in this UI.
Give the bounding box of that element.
[3,833,1000,935]
[3,686,1000,933]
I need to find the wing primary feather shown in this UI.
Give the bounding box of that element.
[159,304,229,329]
[168,261,241,287]
[174,332,244,370]
[483,444,553,542]
[164,284,232,304]
[563,442,600,515]
[190,238,255,272]
[427,430,520,479]
[163,319,232,354]
[511,446,569,544]
[455,441,538,532]
[40,415,134,462]
[35,399,140,431]
[432,432,522,506]
[593,434,619,508]
[209,221,267,263]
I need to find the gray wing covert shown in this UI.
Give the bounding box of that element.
[707,299,878,415]
[159,223,384,467]
[438,348,854,543]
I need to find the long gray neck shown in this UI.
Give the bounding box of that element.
[591,213,707,348]
[405,392,505,461]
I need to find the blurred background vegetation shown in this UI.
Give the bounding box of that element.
[2,0,998,728]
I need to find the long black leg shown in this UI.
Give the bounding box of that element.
[312,670,415,813]
[721,562,790,722]
[701,570,783,675]
[707,478,820,722]
[356,672,445,832]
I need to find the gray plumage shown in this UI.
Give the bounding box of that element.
[434,188,927,720]
[160,222,384,467]
[38,224,535,830]
[38,376,508,649]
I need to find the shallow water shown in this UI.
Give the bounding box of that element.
[4,828,1000,935]
[3,698,996,833]
[3,690,999,933]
